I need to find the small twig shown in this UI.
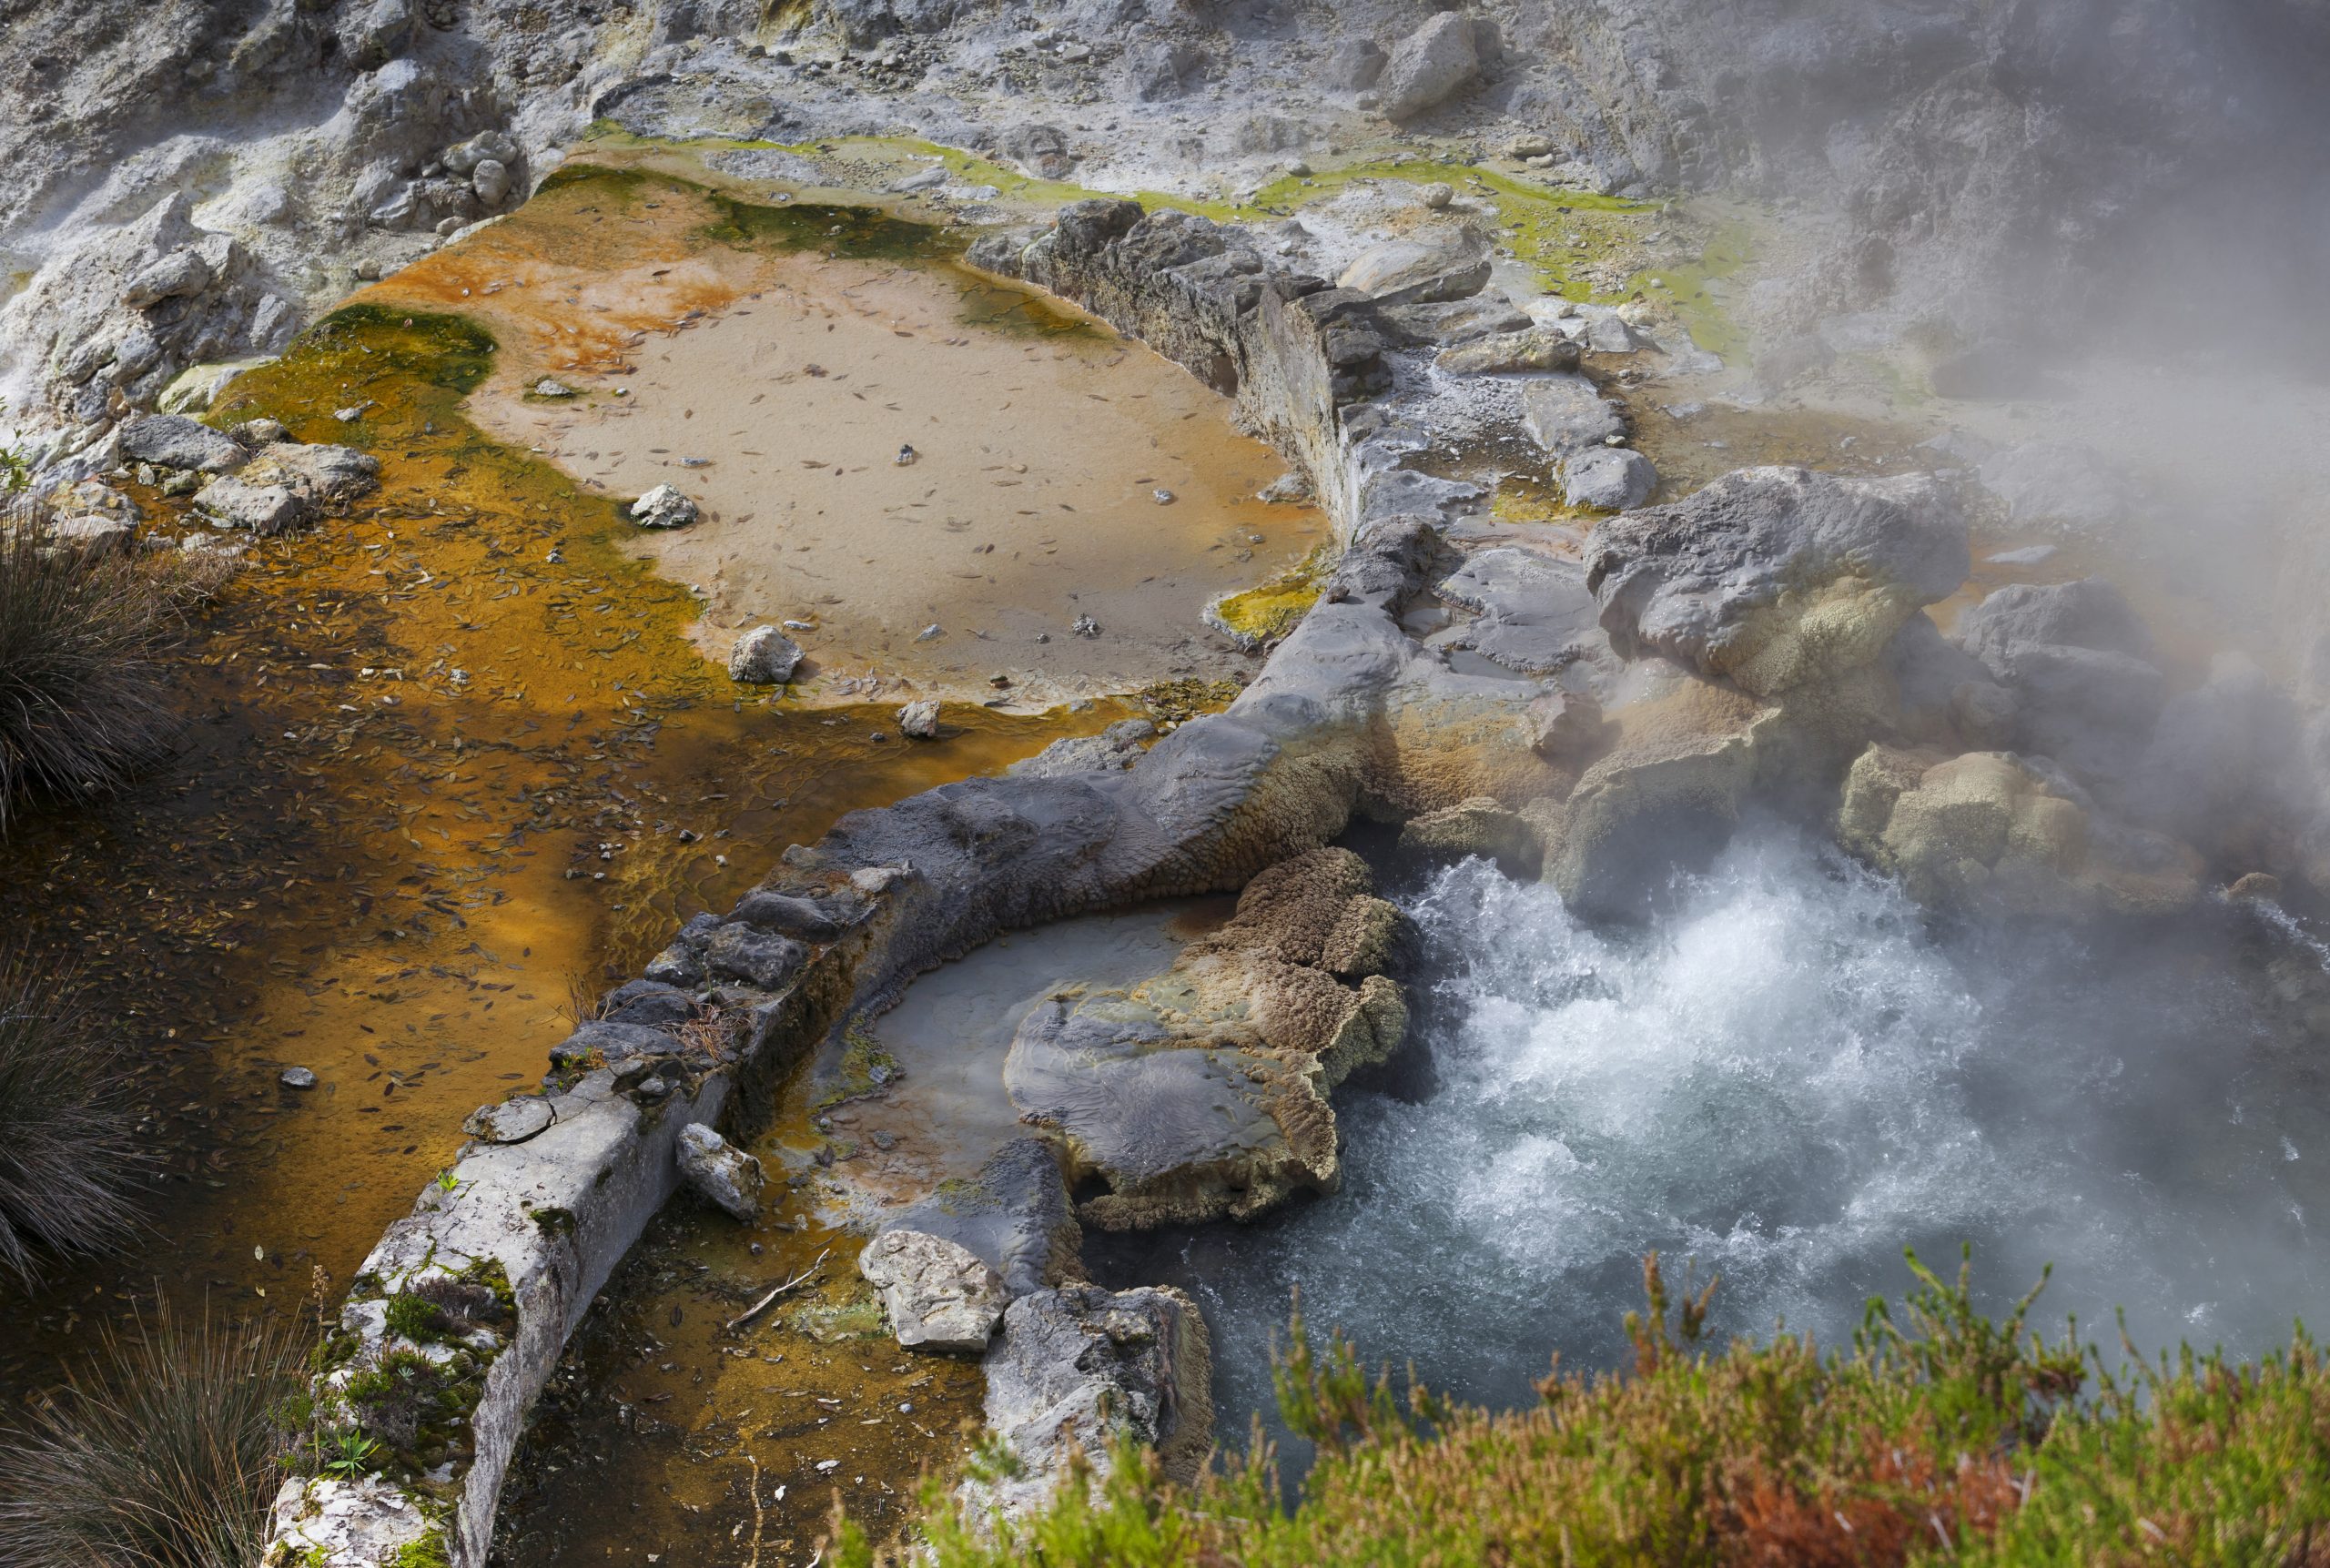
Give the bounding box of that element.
[744,1451,764,1568]
[726,1247,831,1330]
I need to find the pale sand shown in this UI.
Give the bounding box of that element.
[464,251,1326,707]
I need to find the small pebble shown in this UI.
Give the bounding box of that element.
[280,1066,319,1089]
[1152,488,1174,504]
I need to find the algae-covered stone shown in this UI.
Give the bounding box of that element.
[1562,446,1657,511]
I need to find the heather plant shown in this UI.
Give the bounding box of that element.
[833,1249,2330,1567]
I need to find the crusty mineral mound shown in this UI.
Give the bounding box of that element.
[1006,847,1406,1230]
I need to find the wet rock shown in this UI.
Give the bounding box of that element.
[230,417,288,447]
[703,922,806,990]
[978,1283,1213,1517]
[119,413,246,473]
[1006,849,1405,1229]
[1954,578,2164,784]
[2229,871,2284,903]
[1376,11,1481,122]
[1562,446,1658,511]
[1582,313,1642,353]
[1519,373,1629,460]
[1433,547,1616,682]
[1434,325,1582,376]
[728,625,803,684]
[675,1122,764,1221]
[1400,795,1544,878]
[1007,718,1157,778]
[897,698,940,739]
[463,1097,554,1145]
[1531,688,1613,762]
[629,482,698,529]
[279,1066,319,1089]
[884,1139,1082,1298]
[858,1229,1007,1352]
[1337,230,1491,307]
[193,441,378,534]
[1587,467,1970,698]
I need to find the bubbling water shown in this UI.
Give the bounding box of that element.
[1114,833,2330,1450]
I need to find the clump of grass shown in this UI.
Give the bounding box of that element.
[0,958,145,1287]
[835,1249,2330,1567]
[0,501,218,831]
[0,1300,308,1568]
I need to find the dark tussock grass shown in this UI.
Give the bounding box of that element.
[836,1250,2330,1567]
[0,958,145,1288]
[0,501,238,833]
[0,1300,308,1568]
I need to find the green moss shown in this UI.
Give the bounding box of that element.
[530,1205,577,1238]
[390,1527,452,1568]
[788,1290,889,1343]
[382,1292,445,1343]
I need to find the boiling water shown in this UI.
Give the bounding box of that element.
[1105,832,2330,1448]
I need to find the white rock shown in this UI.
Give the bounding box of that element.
[675,1123,765,1221]
[728,625,803,684]
[471,157,512,207]
[1417,181,1454,209]
[1375,12,1480,121]
[629,482,699,529]
[897,699,940,739]
[858,1229,1007,1352]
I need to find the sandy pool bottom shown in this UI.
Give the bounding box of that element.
[378,162,1325,710]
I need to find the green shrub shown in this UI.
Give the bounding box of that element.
[836,1250,2330,1567]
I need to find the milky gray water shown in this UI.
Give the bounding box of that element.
[1098,833,2330,1449]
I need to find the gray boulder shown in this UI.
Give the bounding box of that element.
[121,248,212,308]
[999,124,1077,181]
[1954,577,2164,784]
[1562,446,1657,511]
[1376,12,1481,122]
[1586,467,1970,697]
[702,921,806,989]
[1434,325,1582,375]
[120,413,246,473]
[728,626,803,684]
[675,1122,765,1221]
[1325,37,1387,91]
[1519,373,1629,460]
[858,1229,1008,1352]
[1125,41,1207,101]
[193,474,304,534]
[978,1283,1213,1517]
[1337,231,1491,307]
